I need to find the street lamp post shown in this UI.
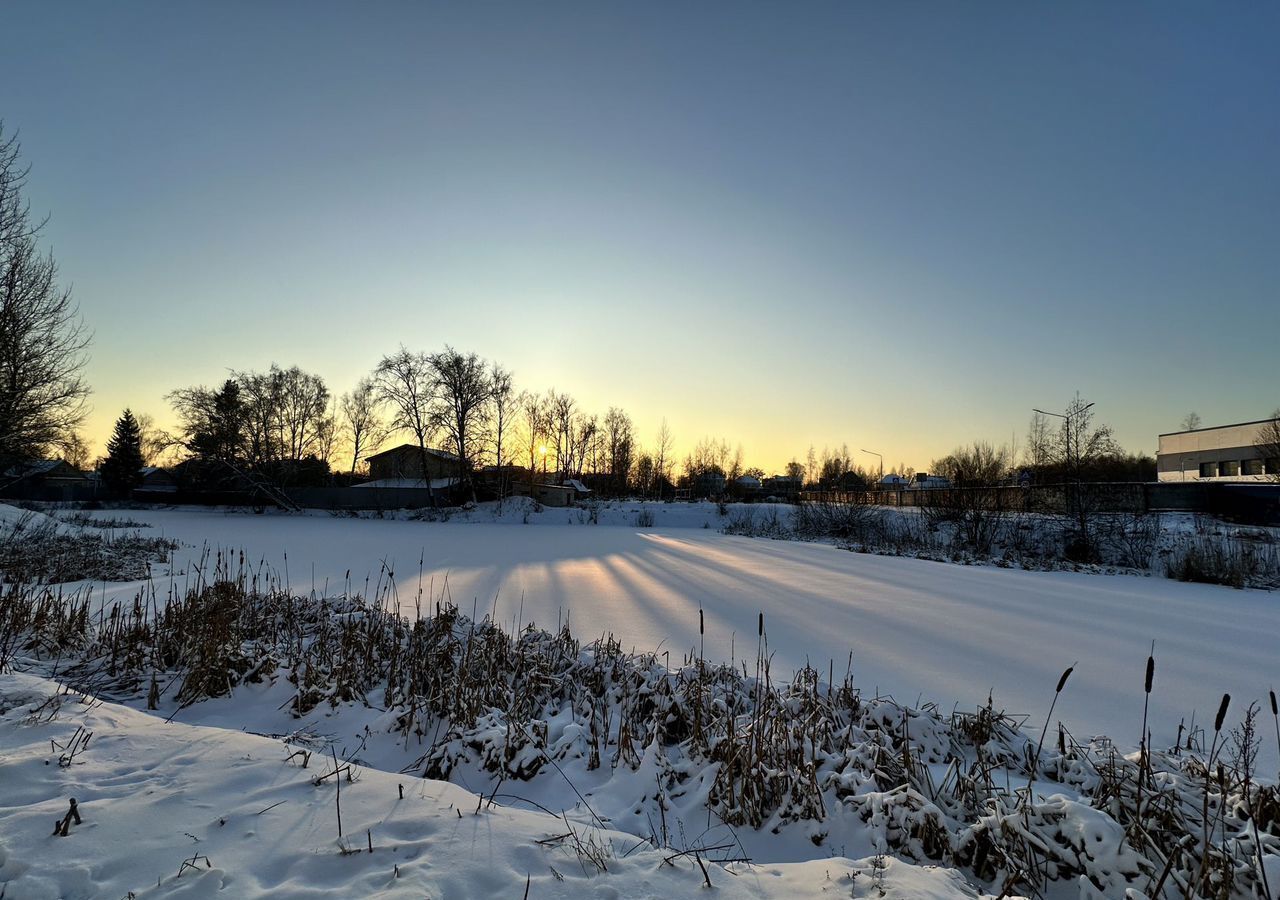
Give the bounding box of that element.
[860,449,883,486]
[1033,402,1093,482]
[1033,402,1094,525]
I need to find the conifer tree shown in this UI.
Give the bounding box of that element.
[101,409,145,496]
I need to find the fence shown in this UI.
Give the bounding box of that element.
[800,481,1280,524]
[802,483,1144,514]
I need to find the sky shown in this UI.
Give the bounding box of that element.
[2,2,1277,474]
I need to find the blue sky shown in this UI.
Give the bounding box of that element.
[2,2,1276,471]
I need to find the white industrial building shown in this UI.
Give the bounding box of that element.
[1156,418,1279,482]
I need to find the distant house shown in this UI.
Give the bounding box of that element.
[1,459,91,500]
[907,473,951,490]
[135,466,178,497]
[762,474,802,498]
[365,444,459,482]
[691,471,726,498]
[878,473,909,489]
[735,474,762,492]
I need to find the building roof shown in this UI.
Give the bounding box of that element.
[564,478,591,493]
[3,459,84,480]
[366,443,460,463]
[1158,417,1278,438]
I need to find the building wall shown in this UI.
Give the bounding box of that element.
[368,446,455,481]
[1157,420,1278,482]
[509,481,577,507]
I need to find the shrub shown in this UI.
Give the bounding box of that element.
[0,512,176,584]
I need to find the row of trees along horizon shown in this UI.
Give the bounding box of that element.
[65,361,1167,502]
[3,121,1273,502]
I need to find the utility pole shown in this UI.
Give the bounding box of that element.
[860,448,883,485]
[1033,402,1094,532]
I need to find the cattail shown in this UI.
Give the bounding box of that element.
[1144,655,1154,694]
[699,608,704,635]
[758,612,763,637]
[1028,663,1075,803]
[1214,693,1230,732]
[1270,689,1276,717]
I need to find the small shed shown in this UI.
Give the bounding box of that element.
[513,481,580,507]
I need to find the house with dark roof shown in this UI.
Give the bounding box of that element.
[1,459,92,501]
[364,444,460,482]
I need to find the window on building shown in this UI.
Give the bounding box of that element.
[1267,458,1280,475]
[1199,461,1219,478]
[1242,459,1264,476]
[1220,460,1240,477]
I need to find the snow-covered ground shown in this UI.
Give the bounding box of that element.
[0,672,987,900]
[82,503,1280,764]
[3,501,1278,899]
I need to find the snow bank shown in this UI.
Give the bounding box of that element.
[0,672,1001,899]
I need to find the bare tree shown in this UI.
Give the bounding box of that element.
[519,390,549,484]
[428,346,490,500]
[603,407,634,495]
[1026,411,1052,471]
[930,441,1010,486]
[171,365,329,480]
[0,124,91,467]
[1053,393,1119,481]
[234,367,284,466]
[654,419,674,499]
[488,362,515,473]
[727,442,744,484]
[62,432,90,471]
[339,376,387,475]
[274,365,330,461]
[572,413,597,480]
[135,413,176,467]
[548,391,577,483]
[1042,393,1120,561]
[312,396,339,472]
[373,347,437,486]
[1254,410,1280,483]
[1180,411,1202,432]
[633,452,655,496]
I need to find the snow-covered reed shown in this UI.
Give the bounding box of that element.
[3,564,1277,898]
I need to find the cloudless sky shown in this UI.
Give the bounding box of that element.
[2,2,1277,473]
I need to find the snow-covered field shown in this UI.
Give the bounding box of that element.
[87,503,1279,761]
[3,501,1278,899]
